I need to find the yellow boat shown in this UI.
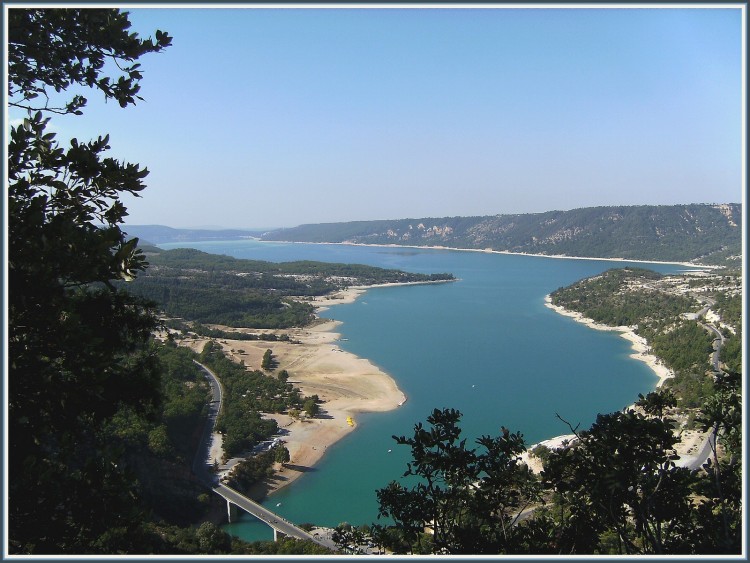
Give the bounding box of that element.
[346,416,354,427]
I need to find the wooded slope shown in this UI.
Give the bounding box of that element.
[261,204,742,265]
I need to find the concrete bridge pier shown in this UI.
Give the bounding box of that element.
[213,485,332,549]
[226,498,284,542]
[226,500,238,523]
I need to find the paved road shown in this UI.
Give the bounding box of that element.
[699,322,726,375]
[197,360,223,408]
[192,360,223,484]
[690,295,726,376]
[214,484,337,551]
[192,360,337,552]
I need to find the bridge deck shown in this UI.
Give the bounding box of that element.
[196,361,336,552]
[213,484,337,551]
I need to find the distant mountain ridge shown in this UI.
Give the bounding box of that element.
[260,204,742,266]
[123,224,264,244]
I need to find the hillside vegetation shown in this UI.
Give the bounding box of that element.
[260,204,741,266]
[340,268,742,555]
[120,246,454,329]
[549,268,742,407]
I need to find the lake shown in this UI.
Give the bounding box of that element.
[159,240,694,540]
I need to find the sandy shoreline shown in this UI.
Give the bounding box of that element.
[184,275,700,496]
[543,294,674,388]
[518,297,709,474]
[268,239,713,269]
[182,244,691,496]
[181,287,407,498]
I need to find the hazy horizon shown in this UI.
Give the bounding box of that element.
[12,5,743,230]
[126,200,742,232]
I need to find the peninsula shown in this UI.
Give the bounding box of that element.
[180,287,411,496]
[127,247,455,498]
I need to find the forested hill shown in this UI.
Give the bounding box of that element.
[121,247,454,329]
[260,204,742,266]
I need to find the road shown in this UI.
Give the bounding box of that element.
[691,295,726,376]
[192,360,223,484]
[699,322,726,376]
[192,360,337,552]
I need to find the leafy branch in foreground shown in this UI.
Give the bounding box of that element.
[8,8,170,554]
[359,390,741,555]
[8,8,171,114]
[375,408,542,555]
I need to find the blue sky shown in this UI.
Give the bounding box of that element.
[13,5,744,229]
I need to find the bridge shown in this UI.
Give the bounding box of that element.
[213,483,337,549]
[193,360,337,551]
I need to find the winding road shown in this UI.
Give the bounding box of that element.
[191,360,336,551]
[692,296,727,376]
[700,321,726,376]
[191,360,223,483]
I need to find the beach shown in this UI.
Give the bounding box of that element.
[164,239,716,524]
[169,243,710,521]
[186,290,674,494]
[296,240,713,270]
[518,296,708,473]
[543,294,674,387]
[180,287,406,497]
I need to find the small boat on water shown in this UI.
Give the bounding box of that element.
[346,416,355,427]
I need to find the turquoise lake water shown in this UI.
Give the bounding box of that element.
[159,240,694,540]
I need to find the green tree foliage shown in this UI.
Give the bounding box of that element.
[261,348,276,370]
[229,537,332,555]
[371,397,742,555]
[199,341,316,458]
[645,320,713,372]
[138,521,331,555]
[719,330,742,375]
[76,330,211,529]
[145,247,454,285]
[164,318,291,342]
[120,247,454,329]
[715,292,742,373]
[332,522,372,554]
[274,444,291,465]
[7,8,171,554]
[714,291,742,328]
[127,277,317,328]
[695,372,742,553]
[151,341,209,459]
[375,408,543,554]
[551,268,697,327]
[550,268,717,408]
[261,204,742,265]
[195,522,232,554]
[543,394,699,554]
[225,450,276,495]
[105,340,209,462]
[8,9,171,114]
[303,396,321,418]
